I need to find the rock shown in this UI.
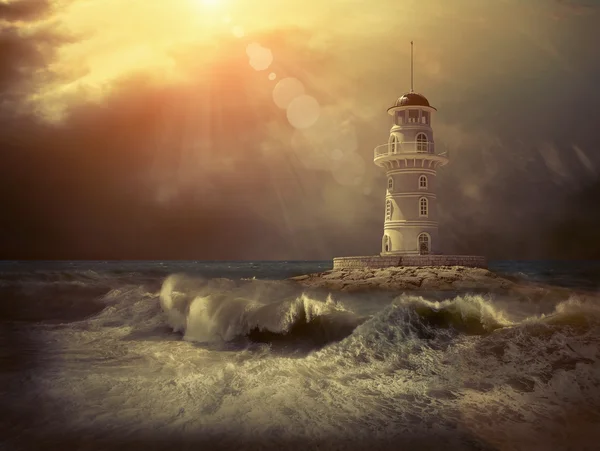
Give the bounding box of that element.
[323,280,346,291]
[289,266,519,294]
[398,276,423,287]
[451,280,482,290]
[420,278,454,290]
[289,266,598,303]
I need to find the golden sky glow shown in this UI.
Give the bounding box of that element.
[29,0,234,118]
[17,0,433,120]
[7,0,594,123]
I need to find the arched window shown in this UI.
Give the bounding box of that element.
[416,133,428,153]
[419,197,428,217]
[385,200,392,221]
[419,175,428,189]
[383,235,391,253]
[418,233,430,255]
[388,134,398,154]
[388,177,394,191]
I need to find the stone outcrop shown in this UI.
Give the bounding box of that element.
[289,266,580,302]
[291,266,505,292]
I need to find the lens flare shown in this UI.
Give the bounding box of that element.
[286,95,320,129]
[272,77,305,109]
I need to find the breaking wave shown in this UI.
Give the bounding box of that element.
[158,274,600,357]
[311,294,599,370]
[537,296,600,328]
[388,294,512,335]
[159,274,360,348]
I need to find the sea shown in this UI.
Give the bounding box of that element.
[1,260,599,451]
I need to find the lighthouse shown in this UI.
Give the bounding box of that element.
[373,41,449,256]
[331,42,486,270]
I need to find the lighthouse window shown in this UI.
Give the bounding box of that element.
[416,133,428,153]
[388,134,398,153]
[395,111,404,125]
[419,175,428,189]
[385,200,392,221]
[419,197,428,217]
[408,109,419,123]
[388,177,394,191]
[421,111,430,125]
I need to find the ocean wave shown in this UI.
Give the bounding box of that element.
[158,273,600,353]
[0,269,162,290]
[354,293,599,346]
[314,293,600,371]
[537,296,600,328]
[305,294,510,368]
[0,267,165,323]
[159,274,357,347]
[392,294,512,335]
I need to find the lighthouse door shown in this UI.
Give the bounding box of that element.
[418,233,430,255]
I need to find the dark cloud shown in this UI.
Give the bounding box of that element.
[0,79,278,259]
[0,0,52,22]
[0,25,42,94]
[0,24,70,104]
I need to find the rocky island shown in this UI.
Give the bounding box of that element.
[289,265,581,303]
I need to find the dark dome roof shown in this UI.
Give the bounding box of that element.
[394,92,431,107]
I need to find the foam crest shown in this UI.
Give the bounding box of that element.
[532,296,600,329]
[310,294,511,369]
[393,294,513,335]
[159,274,352,343]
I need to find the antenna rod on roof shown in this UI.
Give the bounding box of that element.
[410,41,414,93]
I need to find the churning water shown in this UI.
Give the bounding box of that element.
[1,261,599,450]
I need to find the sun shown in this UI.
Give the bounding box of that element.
[193,0,225,12]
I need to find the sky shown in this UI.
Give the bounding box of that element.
[0,0,599,260]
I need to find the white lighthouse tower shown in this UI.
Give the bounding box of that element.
[374,42,449,256]
[331,42,486,270]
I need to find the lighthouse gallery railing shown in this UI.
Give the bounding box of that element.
[373,141,441,159]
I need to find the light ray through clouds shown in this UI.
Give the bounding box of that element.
[35,0,358,188]
[202,0,372,242]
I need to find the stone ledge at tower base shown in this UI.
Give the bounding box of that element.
[332,255,487,270]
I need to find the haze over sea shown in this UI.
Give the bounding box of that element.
[1,260,599,450]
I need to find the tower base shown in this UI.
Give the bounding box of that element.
[332,255,487,270]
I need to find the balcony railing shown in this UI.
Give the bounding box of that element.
[374,141,437,159]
